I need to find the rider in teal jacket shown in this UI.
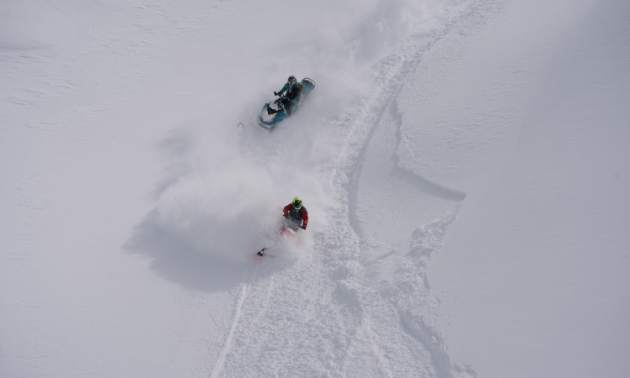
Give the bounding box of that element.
[274,75,303,115]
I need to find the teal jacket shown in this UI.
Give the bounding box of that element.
[278,81,303,103]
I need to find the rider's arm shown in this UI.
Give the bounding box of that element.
[301,210,309,229]
[283,203,292,216]
[278,83,289,94]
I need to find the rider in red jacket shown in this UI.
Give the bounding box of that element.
[283,197,308,230]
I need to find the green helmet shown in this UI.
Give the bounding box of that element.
[292,197,303,209]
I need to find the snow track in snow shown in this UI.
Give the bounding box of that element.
[210,283,249,378]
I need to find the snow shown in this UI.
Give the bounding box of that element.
[2,0,629,377]
[429,1,630,377]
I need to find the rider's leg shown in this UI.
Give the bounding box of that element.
[286,101,293,116]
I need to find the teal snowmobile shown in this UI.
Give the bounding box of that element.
[258,77,316,130]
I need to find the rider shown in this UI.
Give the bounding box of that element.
[283,197,308,231]
[274,76,303,116]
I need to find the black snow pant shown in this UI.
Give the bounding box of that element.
[281,98,294,116]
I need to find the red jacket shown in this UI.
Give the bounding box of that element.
[283,203,308,229]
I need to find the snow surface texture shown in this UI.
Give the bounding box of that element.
[2,0,629,377]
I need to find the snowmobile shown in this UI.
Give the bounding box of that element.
[258,77,316,130]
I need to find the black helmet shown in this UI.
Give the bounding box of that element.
[288,75,296,83]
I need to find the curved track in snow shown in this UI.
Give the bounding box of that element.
[170,2,506,377]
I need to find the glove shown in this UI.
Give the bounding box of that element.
[302,225,307,230]
[274,91,279,96]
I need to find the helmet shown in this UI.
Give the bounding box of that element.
[292,197,302,209]
[288,75,296,86]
